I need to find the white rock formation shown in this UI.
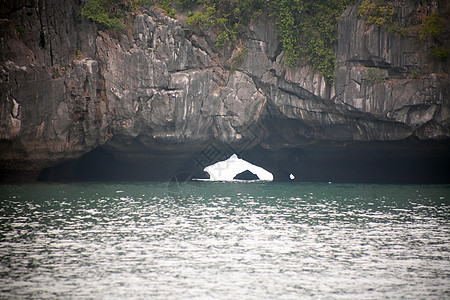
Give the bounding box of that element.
[203,154,273,181]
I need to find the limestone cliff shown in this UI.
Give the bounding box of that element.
[0,0,449,182]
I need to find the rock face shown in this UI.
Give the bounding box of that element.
[0,0,449,182]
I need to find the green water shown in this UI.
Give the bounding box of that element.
[0,182,449,299]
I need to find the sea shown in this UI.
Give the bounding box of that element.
[0,181,449,299]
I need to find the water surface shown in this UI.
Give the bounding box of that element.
[0,182,449,298]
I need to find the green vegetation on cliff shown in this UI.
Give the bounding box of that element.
[81,0,156,30]
[81,0,126,30]
[183,0,355,83]
[357,0,446,40]
[357,0,394,26]
[418,12,445,40]
[184,0,265,47]
[81,0,355,83]
[271,0,355,83]
[357,1,448,64]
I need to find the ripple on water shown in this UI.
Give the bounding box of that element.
[0,182,449,298]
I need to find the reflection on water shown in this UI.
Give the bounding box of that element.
[0,182,449,298]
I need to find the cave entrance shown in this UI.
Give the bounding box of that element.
[233,170,259,180]
[38,140,450,183]
[238,141,450,184]
[38,146,194,182]
[38,147,124,181]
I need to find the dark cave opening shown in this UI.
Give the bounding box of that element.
[239,140,450,184]
[38,147,124,182]
[37,140,450,184]
[38,146,194,182]
[233,170,260,181]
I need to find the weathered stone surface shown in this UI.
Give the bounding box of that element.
[0,0,448,181]
[334,1,449,140]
